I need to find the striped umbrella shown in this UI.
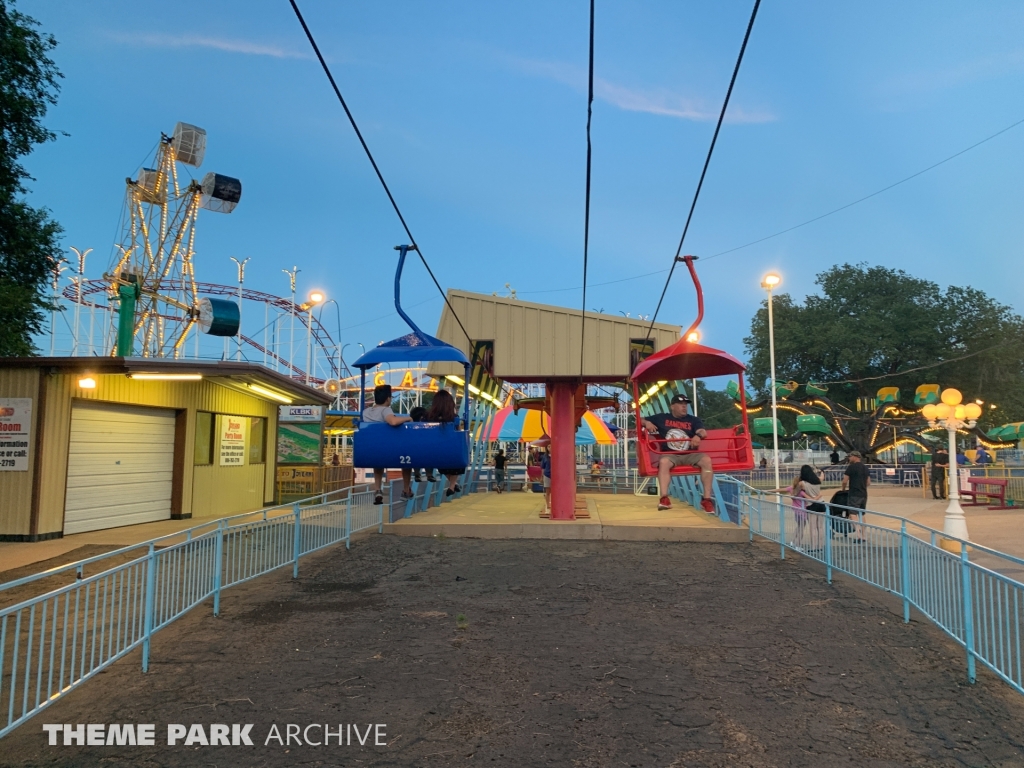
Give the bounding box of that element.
[481,406,616,445]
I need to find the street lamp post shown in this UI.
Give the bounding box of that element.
[230,257,250,361]
[305,291,324,386]
[923,389,982,544]
[761,273,782,491]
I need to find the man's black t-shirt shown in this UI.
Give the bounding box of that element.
[646,413,704,439]
[932,451,949,468]
[494,453,506,470]
[845,462,869,495]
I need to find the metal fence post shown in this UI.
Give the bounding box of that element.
[960,542,977,684]
[900,520,910,623]
[345,491,352,550]
[141,543,156,673]
[824,510,832,584]
[213,520,225,617]
[778,494,785,560]
[292,503,301,579]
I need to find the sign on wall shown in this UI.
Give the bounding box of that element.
[276,422,322,464]
[0,398,31,471]
[219,415,248,466]
[278,405,322,423]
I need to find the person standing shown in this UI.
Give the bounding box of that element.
[841,451,870,543]
[829,448,840,466]
[841,451,870,511]
[493,448,507,493]
[539,448,552,510]
[931,447,949,500]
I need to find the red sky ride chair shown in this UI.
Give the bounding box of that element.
[629,255,754,517]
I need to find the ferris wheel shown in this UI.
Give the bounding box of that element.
[106,122,243,358]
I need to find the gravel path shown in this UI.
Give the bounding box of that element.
[4,535,1023,767]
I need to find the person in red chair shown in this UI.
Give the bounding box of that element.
[641,394,716,514]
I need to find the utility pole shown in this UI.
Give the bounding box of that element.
[230,257,250,361]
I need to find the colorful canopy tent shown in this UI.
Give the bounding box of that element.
[482,406,616,445]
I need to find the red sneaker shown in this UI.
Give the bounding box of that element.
[658,496,672,511]
[701,498,716,515]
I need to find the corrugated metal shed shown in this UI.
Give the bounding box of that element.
[431,290,681,382]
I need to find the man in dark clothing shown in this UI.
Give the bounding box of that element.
[641,394,715,515]
[931,447,949,500]
[829,449,840,465]
[842,451,870,510]
[493,449,507,493]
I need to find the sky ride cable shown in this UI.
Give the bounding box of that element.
[579,0,596,378]
[287,0,472,345]
[642,0,761,346]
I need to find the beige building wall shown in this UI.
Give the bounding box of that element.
[0,368,40,537]
[433,290,681,380]
[0,371,279,539]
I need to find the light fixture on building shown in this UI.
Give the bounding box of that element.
[248,383,293,404]
[127,373,203,381]
[77,376,97,389]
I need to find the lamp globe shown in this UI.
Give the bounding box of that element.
[940,388,963,406]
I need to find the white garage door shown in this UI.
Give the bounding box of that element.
[64,402,176,535]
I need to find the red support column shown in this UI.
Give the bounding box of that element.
[548,379,578,520]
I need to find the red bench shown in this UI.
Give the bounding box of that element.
[961,477,1011,510]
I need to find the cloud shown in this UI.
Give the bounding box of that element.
[509,56,775,124]
[106,31,309,60]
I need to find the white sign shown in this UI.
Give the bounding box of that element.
[0,398,31,471]
[885,468,896,476]
[279,405,322,423]
[219,415,248,466]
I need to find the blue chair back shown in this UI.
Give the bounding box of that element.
[353,422,469,470]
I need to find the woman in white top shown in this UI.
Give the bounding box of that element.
[790,464,825,552]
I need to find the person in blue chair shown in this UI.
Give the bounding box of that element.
[425,389,466,497]
[363,384,413,505]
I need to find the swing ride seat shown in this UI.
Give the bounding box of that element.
[354,421,468,471]
[635,425,753,477]
[351,244,473,472]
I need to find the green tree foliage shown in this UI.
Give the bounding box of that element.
[0,0,63,356]
[694,380,742,430]
[744,264,1024,426]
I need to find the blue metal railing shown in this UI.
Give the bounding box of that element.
[0,485,370,600]
[0,485,383,739]
[738,482,1024,695]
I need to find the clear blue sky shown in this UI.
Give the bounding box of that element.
[21,0,1024,372]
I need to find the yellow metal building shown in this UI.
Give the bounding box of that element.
[0,358,331,541]
[431,290,681,381]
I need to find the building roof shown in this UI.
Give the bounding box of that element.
[0,357,333,405]
[431,290,681,383]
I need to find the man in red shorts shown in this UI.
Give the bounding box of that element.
[641,394,716,514]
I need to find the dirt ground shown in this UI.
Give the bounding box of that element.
[4,535,1024,767]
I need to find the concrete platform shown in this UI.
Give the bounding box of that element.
[384,491,747,542]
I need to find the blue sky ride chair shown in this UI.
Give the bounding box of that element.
[352,245,471,471]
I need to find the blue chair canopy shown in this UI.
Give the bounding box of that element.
[353,330,469,368]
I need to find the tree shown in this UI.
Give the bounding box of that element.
[694,381,742,430]
[744,264,1024,426]
[0,0,63,356]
